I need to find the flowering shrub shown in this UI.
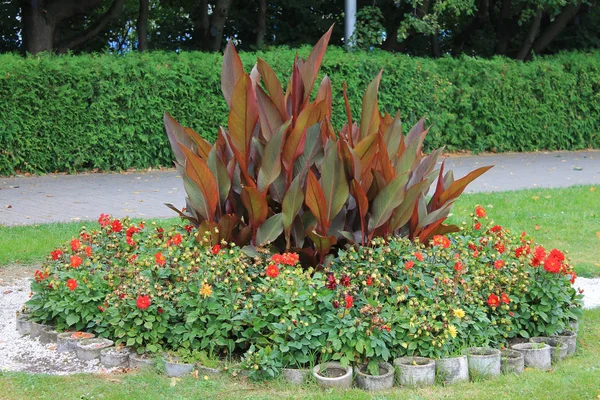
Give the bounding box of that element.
[26,207,582,376]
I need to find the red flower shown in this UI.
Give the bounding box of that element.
[468,242,477,251]
[490,225,502,233]
[50,249,63,261]
[515,245,530,258]
[332,300,340,309]
[184,224,194,233]
[136,295,151,310]
[520,231,527,242]
[432,235,450,248]
[454,261,463,272]
[85,246,92,257]
[271,252,299,266]
[544,255,562,274]
[501,292,510,304]
[474,222,481,230]
[34,269,49,282]
[266,263,279,278]
[155,252,166,266]
[128,254,137,264]
[475,206,486,218]
[414,252,424,262]
[70,255,82,268]
[98,213,111,227]
[66,278,78,291]
[126,236,136,246]
[509,311,514,317]
[126,226,140,238]
[212,244,221,255]
[345,295,353,309]
[70,239,81,252]
[569,272,577,284]
[111,219,123,233]
[487,294,500,308]
[340,275,351,287]
[366,276,373,286]
[98,306,105,312]
[170,233,182,246]
[549,249,565,262]
[325,274,337,290]
[494,259,505,270]
[158,307,164,314]
[531,246,546,266]
[472,250,479,258]
[80,232,91,242]
[495,242,506,254]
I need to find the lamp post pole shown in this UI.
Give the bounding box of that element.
[345,0,356,48]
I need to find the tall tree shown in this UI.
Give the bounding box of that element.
[137,0,149,50]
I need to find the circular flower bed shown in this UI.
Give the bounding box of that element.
[24,206,582,379]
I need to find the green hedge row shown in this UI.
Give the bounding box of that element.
[1,49,599,175]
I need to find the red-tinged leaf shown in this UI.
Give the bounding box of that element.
[382,112,403,159]
[282,101,326,172]
[377,134,395,183]
[207,147,231,207]
[292,124,323,187]
[406,117,426,145]
[241,186,268,228]
[307,230,337,261]
[218,214,240,243]
[321,145,349,224]
[282,176,304,231]
[289,59,305,121]
[389,180,430,231]
[256,86,284,141]
[322,118,336,142]
[186,127,212,160]
[257,120,290,193]
[182,174,211,221]
[368,172,410,231]
[250,64,260,87]
[164,203,201,225]
[359,69,383,140]
[256,213,283,245]
[305,170,329,233]
[395,128,427,177]
[418,221,460,244]
[429,160,446,210]
[222,41,245,107]
[164,112,195,166]
[316,75,332,118]
[196,220,220,245]
[351,179,368,245]
[354,133,379,179]
[338,139,361,180]
[342,82,353,145]
[438,165,494,205]
[228,74,258,183]
[236,225,253,246]
[180,145,219,221]
[257,58,286,118]
[299,25,333,101]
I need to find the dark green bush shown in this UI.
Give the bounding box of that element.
[1,49,598,175]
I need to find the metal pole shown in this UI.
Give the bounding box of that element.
[344,0,356,48]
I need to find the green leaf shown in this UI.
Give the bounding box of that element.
[369,172,410,231]
[207,147,231,207]
[257,120,290,193]
[256,213,283,245]
[66,314,80,326]
[282,176,304,231]
[321,145,349,224]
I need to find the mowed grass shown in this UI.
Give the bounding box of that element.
[450,185,600,277]
[0,185,598,276]
[0,308,599,400]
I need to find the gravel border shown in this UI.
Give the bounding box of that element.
[1,276,598,374]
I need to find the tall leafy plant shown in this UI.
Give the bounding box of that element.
[164,26,492,264]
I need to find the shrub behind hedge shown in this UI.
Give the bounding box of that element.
[1,49,598,175]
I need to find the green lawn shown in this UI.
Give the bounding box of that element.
[1,307,598,400]
[0,185,598,276]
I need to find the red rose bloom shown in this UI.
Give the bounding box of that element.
[70,239,81,252]
[85,246,92,257]
[155,252,166,266]
[340,275,351,287]
[474,222,481,230]
[98,213,111,227]
[454,261,463,272]
[66,278,78,291]
[433,235,450,248]
[414,252,424,262]
[70,255,82,268]
[405,261,415,270]
[212,244,221,255]
[266,263,279,278]
[494,259,505,270]
[345,295,353,309]
[51,249,63,261]
[325,274,337,290]
[136,295,151,310]
[487,294,500,307]
[366,276,373,286]
[475,206,486,218]
[111,219,123,233]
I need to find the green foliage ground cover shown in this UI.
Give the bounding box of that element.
[1,49,598,175]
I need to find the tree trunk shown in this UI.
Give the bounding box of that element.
[20,0,57,54]
[207,0,233,52]
[516,9,542,60]
[255,0,266,47]
[453,0,489,54]
[195,0,210,50]
[431,30,441,57]
[382,22,399,51]
[137,0,149,51]
[532,2,582,55]
[495,0,512,55]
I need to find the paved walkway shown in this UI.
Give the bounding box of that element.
[0,150,598,226]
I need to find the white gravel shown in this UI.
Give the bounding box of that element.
[0,276,598,374]
[0,278,113,375]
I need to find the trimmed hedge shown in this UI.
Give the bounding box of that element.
[1,49,599,175]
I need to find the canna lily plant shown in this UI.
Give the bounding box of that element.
[164,26,492,264]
